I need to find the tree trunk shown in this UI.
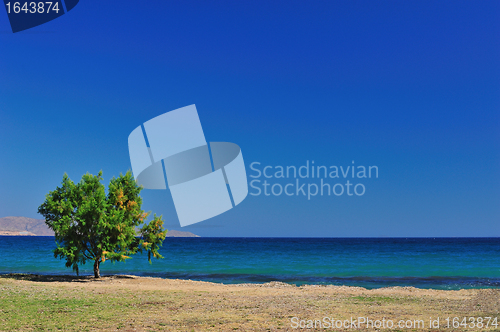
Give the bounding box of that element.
[94,259,101,278]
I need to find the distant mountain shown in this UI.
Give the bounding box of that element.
[0,216,200,237]
[165,230,200,237]
[0,216,54,236]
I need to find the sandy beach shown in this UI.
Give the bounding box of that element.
[1,274,499,331]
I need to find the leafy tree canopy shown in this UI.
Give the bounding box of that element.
[38,171,167,278]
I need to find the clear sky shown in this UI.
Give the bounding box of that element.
[0,1,498,237]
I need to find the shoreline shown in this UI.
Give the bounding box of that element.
[4,272,500,295]
[1,272,498,291]
[0,231,37,236]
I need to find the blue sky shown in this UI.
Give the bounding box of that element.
[0,1,498,237]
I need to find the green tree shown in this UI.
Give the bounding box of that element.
[38,171,167,278]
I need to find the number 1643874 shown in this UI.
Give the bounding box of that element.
[5,2,61,14]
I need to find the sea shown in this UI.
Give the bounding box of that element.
[0,237,499,290]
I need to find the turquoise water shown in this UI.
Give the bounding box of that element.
[0,236,499,289]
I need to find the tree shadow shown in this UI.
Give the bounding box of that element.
[0,273,139,283]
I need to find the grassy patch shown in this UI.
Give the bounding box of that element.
[350,295,400,304]
[0,279,139,331]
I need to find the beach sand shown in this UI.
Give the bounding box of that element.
[1,274,499,331]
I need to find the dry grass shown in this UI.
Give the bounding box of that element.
[0,274,499,331]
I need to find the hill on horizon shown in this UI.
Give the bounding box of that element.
[0,216,199,237]
[0,216,54,236]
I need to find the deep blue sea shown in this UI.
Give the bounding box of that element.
[1,237,499,290]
